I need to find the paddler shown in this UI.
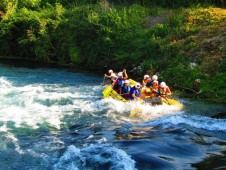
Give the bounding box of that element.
[113,69,128,95]
[122,80,131,100]
[158,82,172,99]
[130,83,141,101]
[103,69,117,85]
[142,75,150,87]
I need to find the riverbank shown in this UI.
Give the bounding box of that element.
[0,1,225,103]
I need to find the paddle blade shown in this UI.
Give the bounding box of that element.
[130,108,136,118]
[166,98,183,109]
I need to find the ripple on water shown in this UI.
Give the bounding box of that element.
[53,144,136,170]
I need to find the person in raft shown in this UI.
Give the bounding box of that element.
[150,80,159,97]
[146,75,158,87]
[122,80,131,100]
[130,83,141,101]
[143,75,158,96]
[104,69,117,85]
[142,75,150,87]
[158,82,172,99]
[113,69,128,95]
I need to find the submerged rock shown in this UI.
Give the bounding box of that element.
[211,112,226,119]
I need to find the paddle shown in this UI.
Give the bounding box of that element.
[102,76,105,85]
[130,101,139,118]
[129,97,145,118]
[165,98,183,109]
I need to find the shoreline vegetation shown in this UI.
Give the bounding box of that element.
[0,0,225,103]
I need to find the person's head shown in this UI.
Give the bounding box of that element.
[144,75,149,79]
[124,80,130,86]
[135,83,141,89]
[152,75,158,81]
[160,82,167,89]
[118,72,123,78]
[108,69,113,74]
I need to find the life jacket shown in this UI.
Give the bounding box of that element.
[122,85,131,94]
[146,81,153,87]
[122,85,131,99]
[150,82,159,97]
[159,87,168,98]
[160,88,166,94]
[130,87,140,100]
[114,78,125,89]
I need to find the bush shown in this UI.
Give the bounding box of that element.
[201,73,226,102]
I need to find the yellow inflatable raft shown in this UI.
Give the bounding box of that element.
[102,79,183,114]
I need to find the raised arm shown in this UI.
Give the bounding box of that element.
[123,69,128,79]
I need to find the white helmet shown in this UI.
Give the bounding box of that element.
[108,69,113,73]
[124,80,130,84]
[118,72,123,77]
[144,75,149,79]
[160,82,166,88]
[153,80,158,84]
[152,75,158,80]
[135,83,141,88]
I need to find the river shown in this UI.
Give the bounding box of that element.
[0,60,225,170]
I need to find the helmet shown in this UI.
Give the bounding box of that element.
[153,80,158,84]
[152,75,158,80]
[144,75,149,79]
[108,69,113,73]
[135,83,141,88]
[160,82,166,88]
[124,80,130,84]
[118,72,123,77]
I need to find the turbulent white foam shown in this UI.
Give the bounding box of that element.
[0,124,8,132]
[130,102,181,119]
[0,132,25,154]
[0,77,12,88]
[7,133,24,154]
[0,78,102,129]
[97,137,107,143]
[143,114,226,131]
[0,103,70,129]
[54,144,136,170]
[98,98,182,123]
[0,75,183,131]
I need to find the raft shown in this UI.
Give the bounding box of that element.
[102,79,183,109]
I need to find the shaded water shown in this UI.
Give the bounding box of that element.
[0,60,226,170]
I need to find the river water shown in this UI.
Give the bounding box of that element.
[0,60,225,170]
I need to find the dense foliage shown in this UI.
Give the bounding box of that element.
[0,0,225,102]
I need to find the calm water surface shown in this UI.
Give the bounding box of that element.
[0,60,225,170]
